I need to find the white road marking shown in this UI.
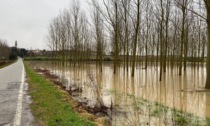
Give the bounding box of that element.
[13,63,25,126]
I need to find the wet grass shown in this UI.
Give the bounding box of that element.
[149,101,208,126]
[24,56,53,61]
[175,115,188,125]
[106,89,210,126]
[150,107,163,117]
[25,63,95,126]
[142,97,206,125]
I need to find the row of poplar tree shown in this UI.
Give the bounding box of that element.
[46,0,210,87]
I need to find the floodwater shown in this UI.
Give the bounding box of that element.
[29,61,210,126]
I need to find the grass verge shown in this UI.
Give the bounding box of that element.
[25,63,95,126]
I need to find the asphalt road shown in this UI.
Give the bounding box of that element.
[0,58,34,126]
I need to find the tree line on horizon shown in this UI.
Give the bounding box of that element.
[0,39,11,60]
[0,39,28,60]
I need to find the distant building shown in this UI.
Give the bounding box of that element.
[28,49,42,56]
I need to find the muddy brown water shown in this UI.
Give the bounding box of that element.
[29,61,210,126]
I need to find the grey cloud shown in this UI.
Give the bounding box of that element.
[0,0,72,49]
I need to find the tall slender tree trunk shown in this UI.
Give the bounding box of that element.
[198,22,201,68]
[114,2,119,74]
[179,3,186,76]
[131,0,140,77]
[202,36,205,65]
[159,0,164,81]
[184,25,188,71]
[205,1,210,89]
[156,30,159,67]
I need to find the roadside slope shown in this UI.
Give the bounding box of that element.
[25,63,95,126]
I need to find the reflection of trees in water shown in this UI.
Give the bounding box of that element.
[30,61,209,125]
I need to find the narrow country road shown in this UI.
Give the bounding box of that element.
[0,58,34,126]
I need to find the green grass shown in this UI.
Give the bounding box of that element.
[24,56,110,61]
[24,56,53,61]
[151,107,163,117]
[25,63,95,126]
[107,89,210,125]
[175,115,188,125]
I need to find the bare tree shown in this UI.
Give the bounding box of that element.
[204,0,210,89]
[0,40,11,60]
[92,3,105,72]
[131,0,141,77]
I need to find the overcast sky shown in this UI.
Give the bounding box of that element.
[0,0,89,50]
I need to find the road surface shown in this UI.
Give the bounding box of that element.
[0,58,34,126]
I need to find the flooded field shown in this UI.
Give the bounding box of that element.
[29,61,210,126]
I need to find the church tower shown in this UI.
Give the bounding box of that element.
[15,40,17,48]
